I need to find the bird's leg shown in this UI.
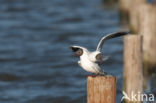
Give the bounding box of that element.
[102,72,108,76]
[97,71,108,76]
[87,73,97,77]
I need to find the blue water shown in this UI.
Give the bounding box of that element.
[0,0,125,103]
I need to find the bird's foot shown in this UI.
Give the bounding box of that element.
[87,72,114,77]
[87,72,113,77]
[97,72,108,76]
[87,73,97,77]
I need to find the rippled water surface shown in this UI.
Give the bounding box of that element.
[0,0,124,103]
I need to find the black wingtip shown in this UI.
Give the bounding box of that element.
[119,31,131,35]
[126,31,131,34]
[116,31,131,36]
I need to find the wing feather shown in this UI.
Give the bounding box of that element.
[96,31,130,51]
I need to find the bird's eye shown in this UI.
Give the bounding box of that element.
[78,51,81,54]
[77,49,83,56]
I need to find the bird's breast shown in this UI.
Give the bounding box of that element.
[79,55,101,73]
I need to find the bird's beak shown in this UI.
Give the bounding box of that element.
[74,53,78,56]
[69,46,80,56]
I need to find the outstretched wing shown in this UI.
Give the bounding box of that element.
[96,31,130,51]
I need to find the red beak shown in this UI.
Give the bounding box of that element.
[74,54,78,56]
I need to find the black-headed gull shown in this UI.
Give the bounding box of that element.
[70,31,129,75]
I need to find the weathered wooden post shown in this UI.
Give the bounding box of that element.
[129,7,140,33]
[119,0,130,24]
[138,3,156,76]
[123,35,143,103]
[129,0,146,33]
[119,0,130,14]
[87,75,116,103]
[119,0,146,25]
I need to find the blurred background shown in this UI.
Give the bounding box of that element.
[0,0,127,103]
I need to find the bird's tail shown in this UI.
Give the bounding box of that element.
[103,56,109,61]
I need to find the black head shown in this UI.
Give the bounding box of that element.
[70,46,80,52]
[70,46,83,56]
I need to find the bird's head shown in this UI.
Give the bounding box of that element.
[70,46,83,56]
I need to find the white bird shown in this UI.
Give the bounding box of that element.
[70,31,129,75]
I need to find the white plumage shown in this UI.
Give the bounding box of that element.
[70,31,129,75]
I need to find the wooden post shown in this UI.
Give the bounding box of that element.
[138,3,156,76]
[119,0,130,24]
[87,76,116,103]
[129,7,140,33]
[129,0,146,32]
[123,35,143,103]
[119,0,146,25]
[119,0,130,13]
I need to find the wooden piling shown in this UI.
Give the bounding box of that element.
[129,0,146,33]
[87,75,116,103]
[129,0,147,33]
[123,35,143,103]
[119,0,130,14]
[119,0,146,25]
[129,7,140,33]
[138,3,156,76]
[119,0,130,24]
